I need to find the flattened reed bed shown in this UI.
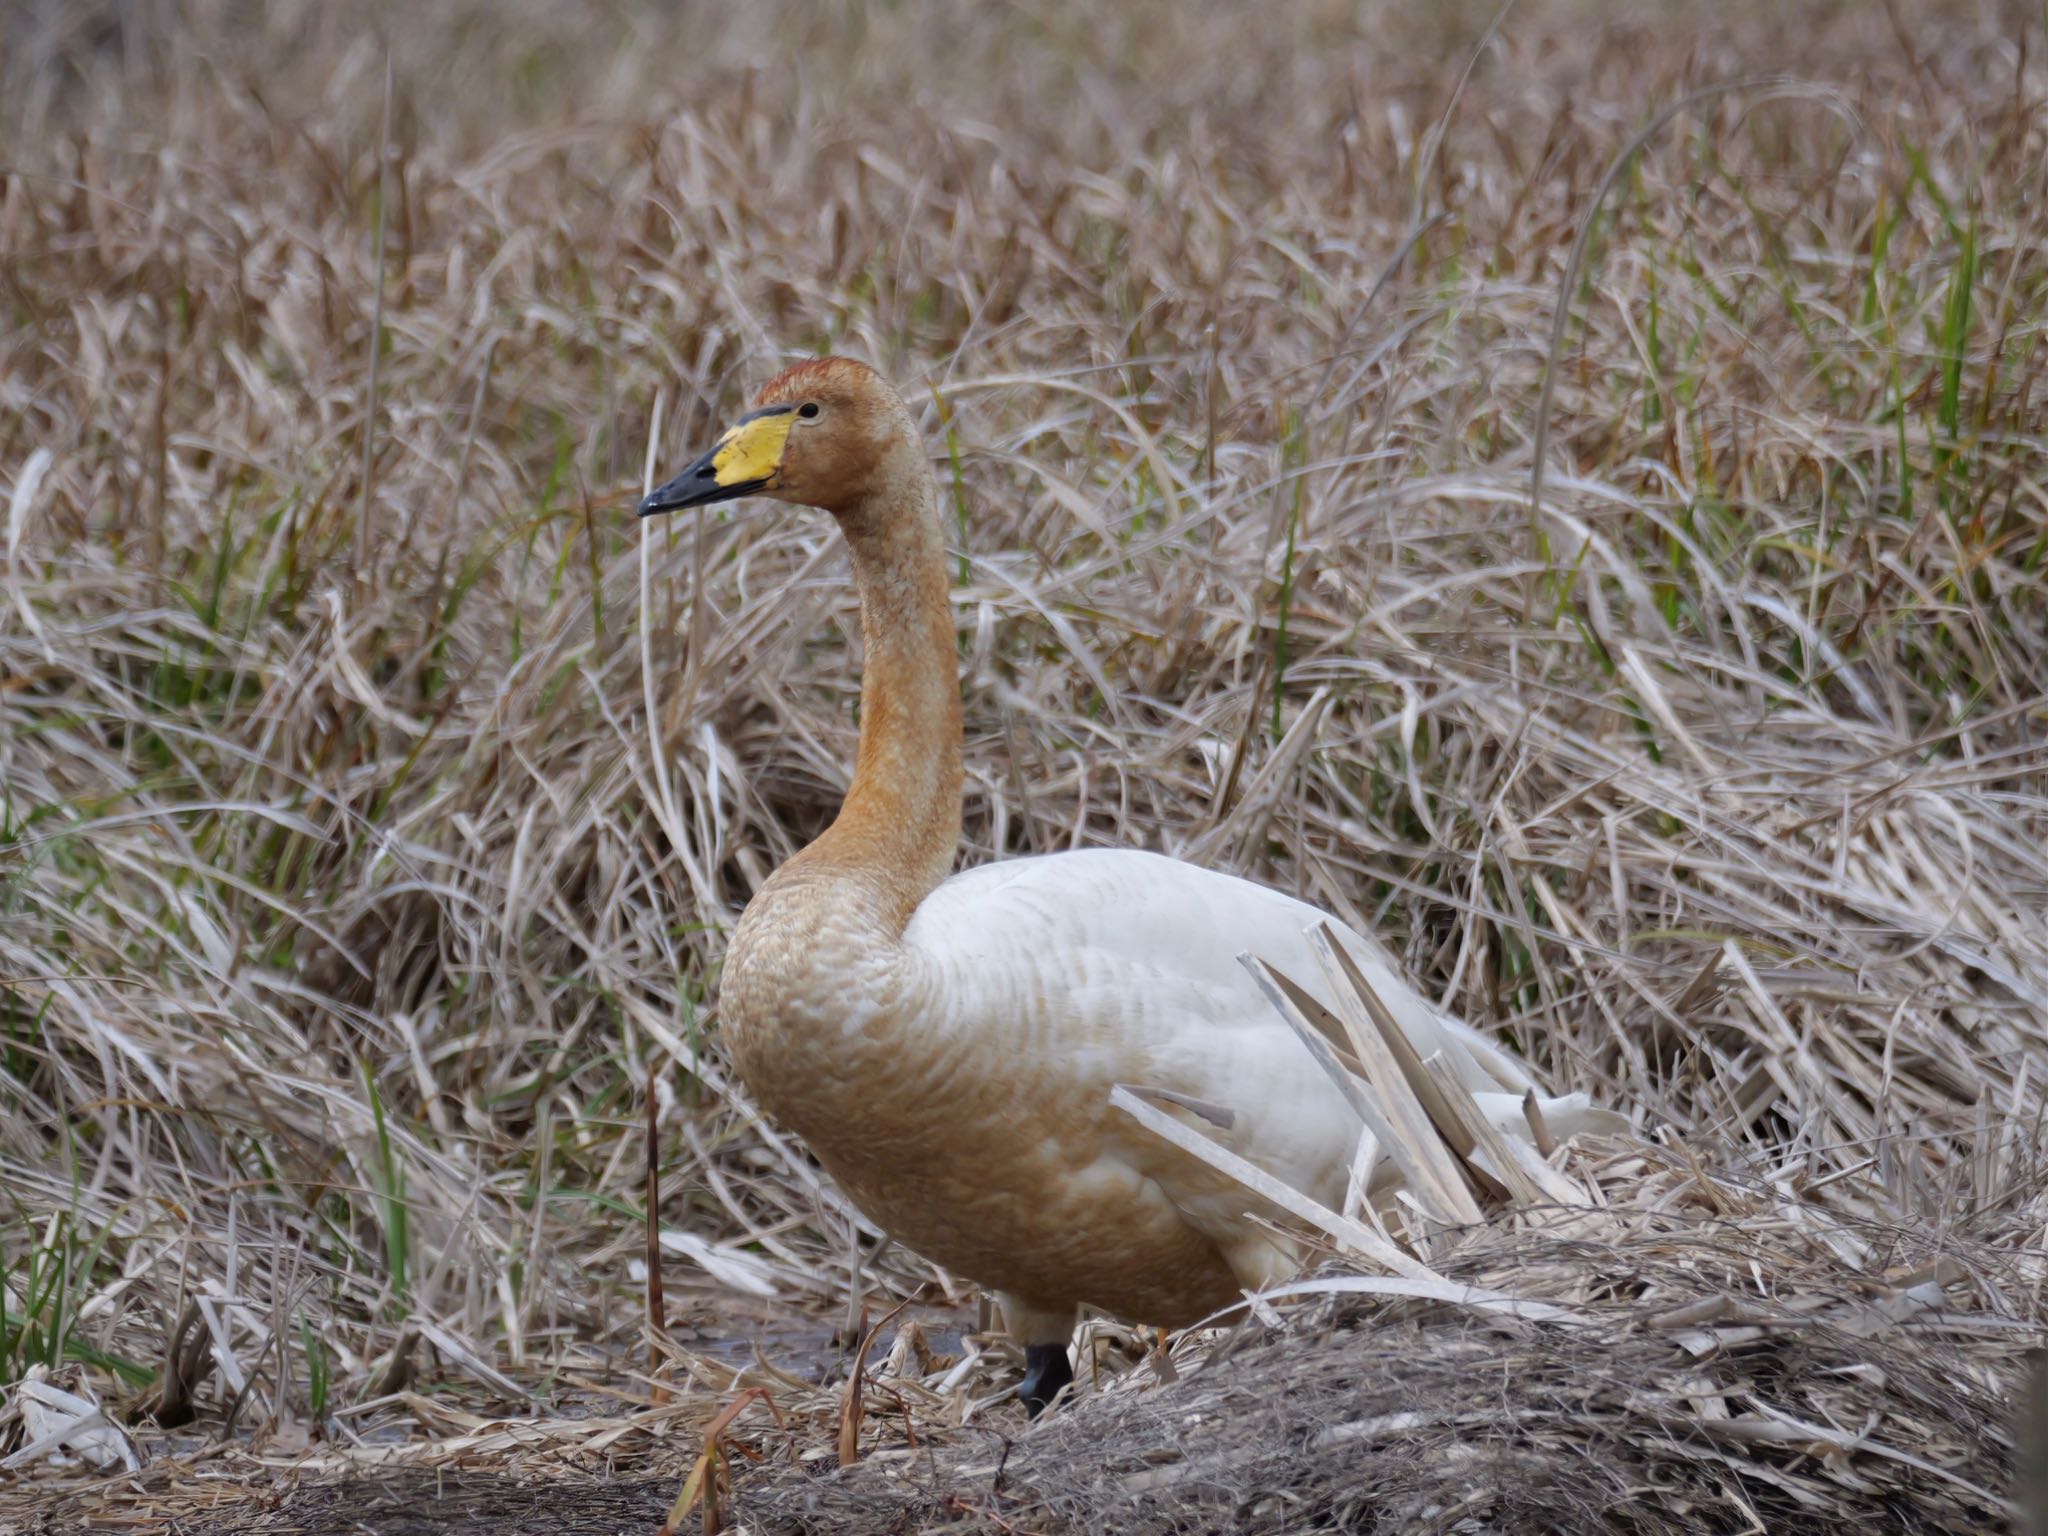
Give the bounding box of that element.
[1,0,2045,1525]
[709,1154,2037,1535]
[25,1142,2039,1535]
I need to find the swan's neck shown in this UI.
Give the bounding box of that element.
[784,446,961,932]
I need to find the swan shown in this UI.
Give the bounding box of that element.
[639,358,1613,1413]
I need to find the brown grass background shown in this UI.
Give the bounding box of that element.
[1,0,2044,1525]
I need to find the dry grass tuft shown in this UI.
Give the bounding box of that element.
[2,0,2045,1529]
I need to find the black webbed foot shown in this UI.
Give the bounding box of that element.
[1017,1342,1074,1416]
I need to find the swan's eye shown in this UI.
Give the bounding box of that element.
[798,402,821,420]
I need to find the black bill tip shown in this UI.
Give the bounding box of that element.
[637,456,766,517]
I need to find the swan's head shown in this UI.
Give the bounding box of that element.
[638,357,910,521]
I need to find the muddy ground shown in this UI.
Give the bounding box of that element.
[177,1474,681,1536]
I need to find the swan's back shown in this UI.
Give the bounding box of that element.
[907,845,1543,1104]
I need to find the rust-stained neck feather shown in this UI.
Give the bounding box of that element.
[778,400,962,933]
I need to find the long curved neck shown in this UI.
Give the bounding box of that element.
[786,443,962,932]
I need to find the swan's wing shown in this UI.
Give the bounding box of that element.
[913,847,1559,1089]
[905,850,1360,1259]
[904,848,1615,1241]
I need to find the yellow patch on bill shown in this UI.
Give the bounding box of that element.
[711,411,796,488]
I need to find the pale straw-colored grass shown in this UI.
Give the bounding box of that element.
[1,0,2043,1528]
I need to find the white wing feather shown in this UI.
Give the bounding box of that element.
[904,847,1611,1243]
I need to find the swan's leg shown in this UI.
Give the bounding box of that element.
[997,1292,1077,1416]
[1017,1343,1074,1417]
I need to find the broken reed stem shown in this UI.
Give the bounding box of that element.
[646,1061,667,1403]
[838,1296,911,1467]
[355,46,393,580]
[661,1387,769,1536]
[2026,1350,2048,1536]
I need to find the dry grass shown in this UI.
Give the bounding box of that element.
[1,0,2045,1529]
[641,1139,2040,1535]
